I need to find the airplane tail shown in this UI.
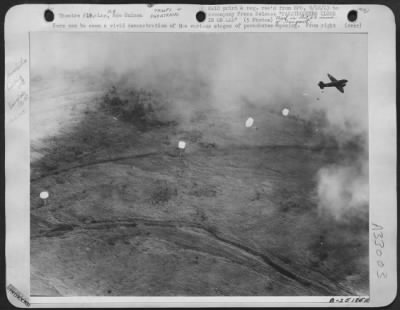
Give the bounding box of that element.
[318,81,325,89]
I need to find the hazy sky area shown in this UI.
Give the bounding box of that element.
[31,32,367,137]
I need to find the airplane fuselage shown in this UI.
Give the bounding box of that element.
[318,74,348,93]
[322,79,347,88]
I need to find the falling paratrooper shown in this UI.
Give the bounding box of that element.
[245,117,258,130]
[40,191,49,206]
[178,140,186,158]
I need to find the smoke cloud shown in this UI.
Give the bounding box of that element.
[317,156,368,221]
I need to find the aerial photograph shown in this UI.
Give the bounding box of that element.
[30,32,368,296]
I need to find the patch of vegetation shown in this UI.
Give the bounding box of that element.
[180,129,203,143]
[101,85,177,131]
[189,182,217,198]
[198,142,217,149]
[31,108,137,176]
[272,188,309,213]
[150,180,178,205]
[195,208,208,223]
[31,84,181,179]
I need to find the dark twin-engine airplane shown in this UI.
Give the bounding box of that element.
[318,73,348,93]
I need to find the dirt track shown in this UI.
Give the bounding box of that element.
[34,216,354,296]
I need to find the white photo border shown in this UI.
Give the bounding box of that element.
[4,4,396,308]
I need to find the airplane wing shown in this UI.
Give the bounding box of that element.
[327,73,337,82]
[336,85,344,93]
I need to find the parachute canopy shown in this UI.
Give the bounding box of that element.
[281,108,290,117]
[245,117,254,128]
[178,141,186,150]
[40,191,49,199]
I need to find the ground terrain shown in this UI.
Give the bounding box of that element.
[30,74,368,296]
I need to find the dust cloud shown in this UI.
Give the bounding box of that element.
[31,32,368,221]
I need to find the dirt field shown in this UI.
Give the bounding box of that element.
[30,75,368,296]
